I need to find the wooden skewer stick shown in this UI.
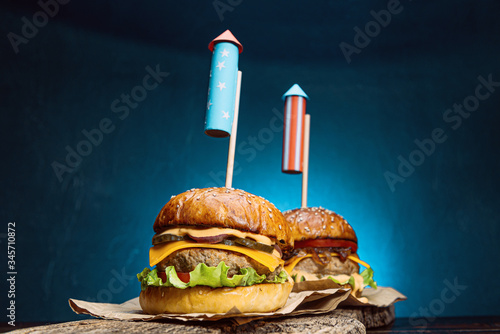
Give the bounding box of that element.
[301,114,311,208]
[225,71,242,188]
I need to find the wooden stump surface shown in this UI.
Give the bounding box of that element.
[8,305,394,333]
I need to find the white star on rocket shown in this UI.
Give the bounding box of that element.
[221,110,230,119]
[216,61,226,71]
[207,100,213,110]
[216,82,226,91]
[220,49,229,57]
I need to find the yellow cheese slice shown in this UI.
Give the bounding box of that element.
[149,241,284,271]
[346,255,370,269]
[284,253,370,273]
[284,255,305,273]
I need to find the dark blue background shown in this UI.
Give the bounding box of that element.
[1,0,499,323]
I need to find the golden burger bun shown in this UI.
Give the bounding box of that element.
[139,280,293,314]
[154,187,294,253]
[283,207,357,243]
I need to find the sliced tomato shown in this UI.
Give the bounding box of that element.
[177,272,190,283]
[157,271,190,283]
[294,239,357,253]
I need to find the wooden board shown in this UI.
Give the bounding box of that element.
[6,307,395,333]
[334,305,395,329]
[7,311,369,333]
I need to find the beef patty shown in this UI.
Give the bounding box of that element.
[157,248,282,280]
[293,255,359,277]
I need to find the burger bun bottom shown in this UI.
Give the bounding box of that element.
[139,281,293,314]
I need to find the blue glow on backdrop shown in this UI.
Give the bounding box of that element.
[1,0,499,323]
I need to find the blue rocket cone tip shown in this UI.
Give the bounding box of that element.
[282,84,309,100]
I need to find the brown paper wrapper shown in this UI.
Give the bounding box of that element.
[69,288,351,324]
[292,279,407,307]
[69,282,405,325]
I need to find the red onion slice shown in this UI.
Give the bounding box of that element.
[274,244,283,258]
[188,234,228,244]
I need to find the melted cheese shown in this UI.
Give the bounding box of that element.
[159,227,273,245]
[149,240,283,271]
[285,253,370,273]
[284,255,307,273]
[346,255,370,269]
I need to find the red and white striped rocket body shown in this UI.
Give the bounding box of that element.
[282,84,309,174]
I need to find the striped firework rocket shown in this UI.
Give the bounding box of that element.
[282,84,309,174]
[204,30,243,138]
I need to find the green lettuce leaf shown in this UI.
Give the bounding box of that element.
[265,269,289,284]
[137,262,286,291]
[188,262,225,288]
[360,267,377,289]
[348,275,356,289]
[326,268,377,290]
[238,267,267,286]
[165,266,189,287]
[137,267,189,290]
[328,276,349,285]
[137,268,152,291]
